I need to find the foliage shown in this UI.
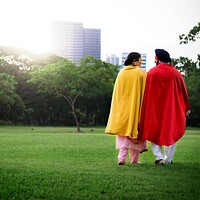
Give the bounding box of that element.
[172,57,200,126]
[0,46,60,71]
[80,56,118,98]
[0,47,74,125]
[0,73,16,105]
[0,46,118,126]
[0,47,34,124]
[185,71,200,126]
[0,127,199,200]
[175,21,200,126]
[0,73,25,123]
[29,58,82,97]
[28,56,118,130]
[79,56,118,125]
[28,58,85,131]
[179,22,200,44]
[0,41,199,127]
[172,56,199,76]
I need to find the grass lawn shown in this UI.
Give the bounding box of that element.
[0,126,199,200]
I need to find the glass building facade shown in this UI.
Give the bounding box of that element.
[84,28,101,60]
[49,21,101,65]
[106,54,119,65]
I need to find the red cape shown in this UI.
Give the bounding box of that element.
[138,63,190,146]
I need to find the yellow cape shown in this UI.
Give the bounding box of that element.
[105,65,146,139]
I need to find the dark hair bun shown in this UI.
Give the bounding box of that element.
[124,52,141,66]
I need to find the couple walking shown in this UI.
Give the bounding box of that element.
[105,49,190,165]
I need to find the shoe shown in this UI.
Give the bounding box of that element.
[155,159,165,165]
[132,161,142,164]
[165,160,173,164]
[118,161,125,165]
[140,149,148,154]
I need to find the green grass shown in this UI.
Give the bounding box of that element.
[0,126,199,200]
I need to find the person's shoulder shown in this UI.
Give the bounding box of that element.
[169,64,183,76]
[138,67,147,72]
[137,67,147,75]
[148,65,159,74]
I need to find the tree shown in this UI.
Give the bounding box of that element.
[28,56,119,129]
[0,73,24,124]
[0,73,16,105]
[171,57,199,76]
[172,57,200,126]
[28,58,85,132]
[78,56,118,125]
[8,94,25,125]
[179,22,200,44]
[185,71,200,126]
[0,46,62,125]
[175,22,200,126]
[0,46,119,126]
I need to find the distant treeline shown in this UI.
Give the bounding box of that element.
[0,46,199,128]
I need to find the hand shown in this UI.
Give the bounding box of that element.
[186,110,191,117]
[131,138,140,144]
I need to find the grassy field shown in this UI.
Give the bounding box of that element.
[0,126,199,200]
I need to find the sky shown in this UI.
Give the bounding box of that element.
[0,0,199,70]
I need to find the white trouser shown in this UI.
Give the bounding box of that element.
[151,143,176,163]
[164,144,177,163]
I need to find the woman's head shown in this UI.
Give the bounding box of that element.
[124,52,142,66]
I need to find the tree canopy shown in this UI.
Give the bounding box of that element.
[28,56,118,131]
[179,22,200,44]
[0,23,200,128]
[174,21,200,126]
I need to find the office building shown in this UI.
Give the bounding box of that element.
[106,54,119,65]
[121,52,128,67]
[84,28,101,60]
[49,21,101,65]
[141,53,147,70]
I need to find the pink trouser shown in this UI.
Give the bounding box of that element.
[118,148,140,164]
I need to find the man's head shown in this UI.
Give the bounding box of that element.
[155,49,171,65]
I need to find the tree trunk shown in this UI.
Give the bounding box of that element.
[71,104,81,132]
[63,94,81,132]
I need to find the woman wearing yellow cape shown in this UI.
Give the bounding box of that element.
[105,52,148,165]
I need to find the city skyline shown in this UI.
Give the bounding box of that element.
[0,0,199,70]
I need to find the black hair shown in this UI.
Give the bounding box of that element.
[124,52,141,66]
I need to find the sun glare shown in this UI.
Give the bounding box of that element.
[10,22,51,53]
[0,1,51,53]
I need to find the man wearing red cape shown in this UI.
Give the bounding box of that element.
[138,49,190,165]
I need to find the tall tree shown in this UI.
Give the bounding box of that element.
[28,58,85,132]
